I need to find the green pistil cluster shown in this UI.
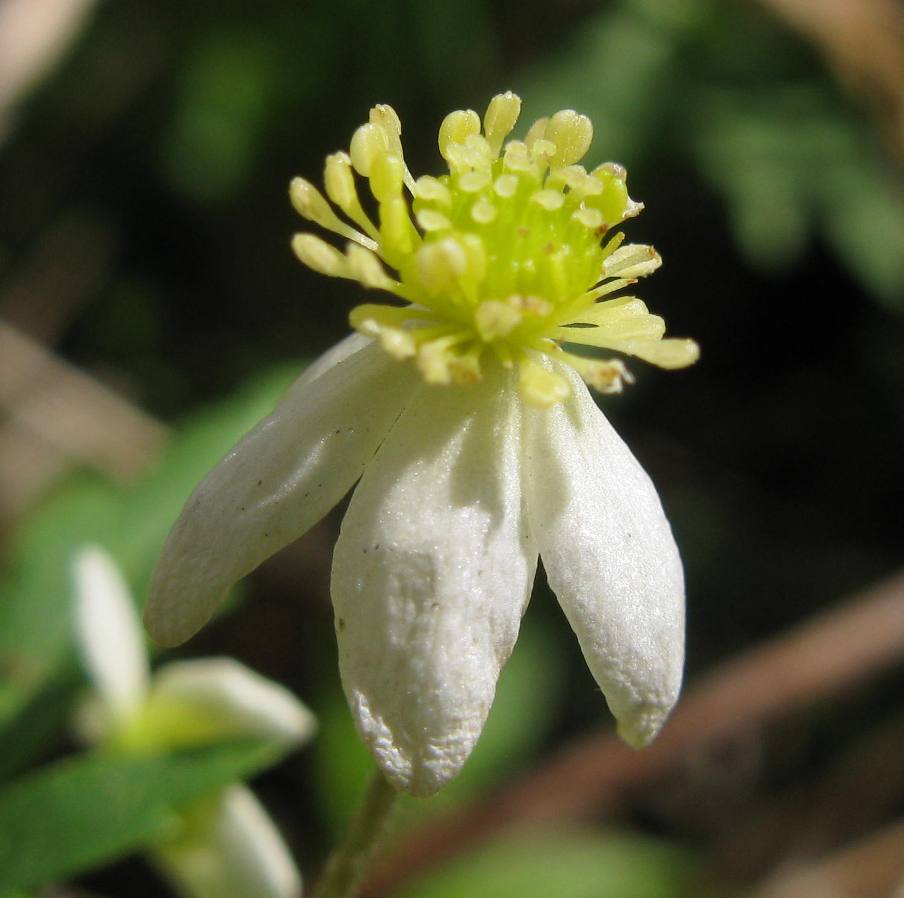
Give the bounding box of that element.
[290,92,698,406]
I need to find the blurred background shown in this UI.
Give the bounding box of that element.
[1,0,903,896]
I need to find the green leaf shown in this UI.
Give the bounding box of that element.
[0,740,280,890]
[0,364,300,770]
[396,828,704,898]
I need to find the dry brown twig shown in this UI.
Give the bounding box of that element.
[0,322,167,524]
[362,568,904,897]
[750,818,904,898]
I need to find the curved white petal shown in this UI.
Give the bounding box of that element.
[148,657,316,745]
[73,545,149,725]
[524,363,685,748]
[154,785,302,898]
[145,342,417,646]
[331,368,537,796]
[294,332,372,390]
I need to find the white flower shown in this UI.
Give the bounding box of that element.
[73,545,314,898]
[144,93,695,797]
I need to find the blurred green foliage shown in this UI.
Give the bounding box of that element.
[0,740,281,890]
[0,364,297,778]
[395,829,706,898]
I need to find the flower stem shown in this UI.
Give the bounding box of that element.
[313,768,398,898]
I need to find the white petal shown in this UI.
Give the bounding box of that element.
[73,545,150,725]
[154,785,302,898]
[148,657,316,745]
[524,363,685,747]
[294,332,371,389]
[331,368,537,796]
[145,342,417,646]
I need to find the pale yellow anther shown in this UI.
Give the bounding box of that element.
[324,153,357,210]
[449,350,483,385]
[438,109,481,161]
[508,294,552,317]
[620,338,700,369]
[580,358,633,394]
[576,295,650,325]
[289,178,336,226]
[291,233,348,277]
[414,176,451,206]
[554,313,665,347]
[493,174,519,198]
[532,189,565,211]
[459,171,491,193]
[529,139,556,166]
[378,326,418,360]
[370,153,405,201]
[519,358,570,406]
[593,162,627,181]
[502,141,532,173]
[606,315,666,341]
[346,244,395,289]
[349,303,409,333]
[603,245,662,279]
[524,117,549,151]
[464,133,493,163]
[460,233,487,285]
[471,198,497,224]
[350,123,390,176]
[548,166,602,199]
[483,92,522,157]
[416,341,454,384]
[417,238,468,293]
[379,196,417,257]
[415,208,452,232]
[289,177,376,248]
[545,110,593,167]
[475,300,522,341]
[370,104,402,139]
[572,207,604,229]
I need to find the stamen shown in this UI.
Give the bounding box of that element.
[518,353,570,406]
[379,196,419,260]
[553,315,666,347]
[370,153,405,201]
[324,153,380,241]
[483,92,522,158]
[290,178,377,251]
[345,244,398,290]
[531,189,565,211]
[291,233,349,278]
[475,300,522,341]
[470,198,497,224]
[493,174,519,198]
[566,354,634,393]
[605,337,700,369]
[438,110,481,163]
[415,209,452,233]
[369,104,417,192]
[545,110,593,167]
[459,171,491,193]
[414,176,452,207]
[349,124,390,176]
[288,92,698,403]
[603,244,662,279]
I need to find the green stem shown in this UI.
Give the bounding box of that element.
[313,768,399,898]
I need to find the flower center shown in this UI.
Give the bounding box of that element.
[290,92,698,406]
